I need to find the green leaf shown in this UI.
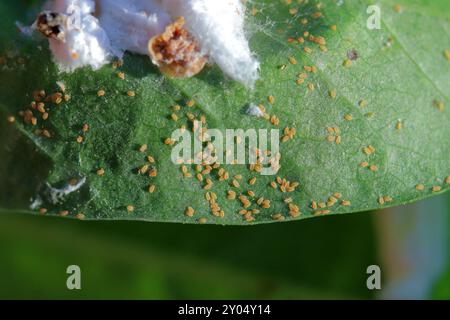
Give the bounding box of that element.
[0,0,449,224]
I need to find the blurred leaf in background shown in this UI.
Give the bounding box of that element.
[376,195,449,299]
[0,209,378,299]
[1,193,448,299]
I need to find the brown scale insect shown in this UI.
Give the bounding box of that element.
[149,17,207,78]
[36,11,68,41]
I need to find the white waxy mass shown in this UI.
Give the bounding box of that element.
[34,0,260,87]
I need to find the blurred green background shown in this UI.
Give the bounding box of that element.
[0,194,448,299]
[0,209,377,299]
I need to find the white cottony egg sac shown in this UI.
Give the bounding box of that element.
[97,0,171,56]
[161,0,260,88]
[38,0,112,72]
[32,0,260,87]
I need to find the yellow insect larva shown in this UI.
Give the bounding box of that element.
[344,114,353,121]
[76,213,86,220]
[326,135,336,142]
[185,207,195,217]
[363,145,375,155]
[227,190,236,200]
[139,144,148,153]
[149,168,158,177]
[113,60,124,69]
[82,124,90,132]
[329,89,337,99]
[59,210,69,217]
[415,184,425,191]
[272,213,285,221]
[270,115,280,126]
[245,214,255,223]
[289,211,301,218]
[261,199,271,209]
[359,100,368,108]
[139,165,149,175]
[37,103,46,113]
[444,49,450,60]
[42,130,52,138]
[164,138,175,145]
[343,59,352,68]
[203,178,213,190]
[238,209,247,215]
[433,100,445,112]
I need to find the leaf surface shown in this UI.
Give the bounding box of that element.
[0,0,449,224]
